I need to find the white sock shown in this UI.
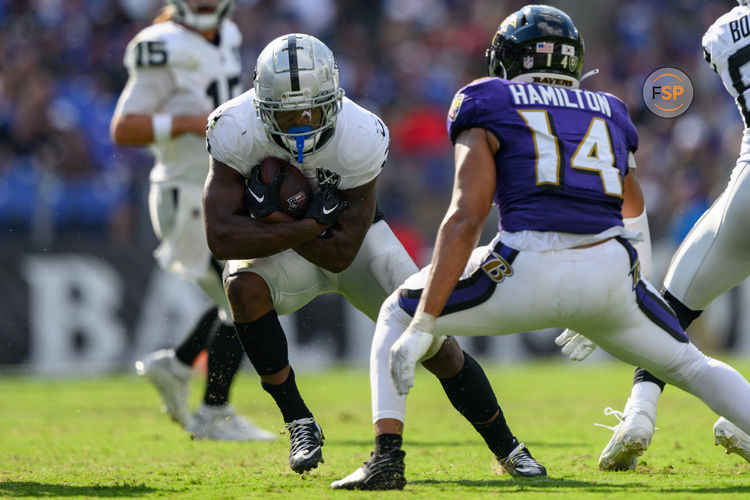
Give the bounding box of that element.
[630,381,662,408]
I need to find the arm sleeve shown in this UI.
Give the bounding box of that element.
[624,208,653,280]
[623,155,652,279]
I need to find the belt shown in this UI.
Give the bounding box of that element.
[572,236,614,249]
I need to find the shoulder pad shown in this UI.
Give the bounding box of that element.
[206,91,258,169]
[220,19,242,45]
[335,100,389,175]
[123,22,198,71]
[702,6,750,65]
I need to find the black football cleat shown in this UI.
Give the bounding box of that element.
[285,417,324,473]
[330,448,406,490]
[497,443,547,477]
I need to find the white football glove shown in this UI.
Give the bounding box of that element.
[389,312,436,395]
[555,329,596,361]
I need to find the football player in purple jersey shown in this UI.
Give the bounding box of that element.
[592,0,750,470]
[336,4,750,487]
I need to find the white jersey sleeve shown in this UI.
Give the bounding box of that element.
[328,98,390,190]
[115,20,243,117]
[703,6,750,127]
[205,91,259,174]
[114,20,243,185]
[114,24,178,115]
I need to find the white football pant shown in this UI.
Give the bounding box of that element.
[149,182,231,323]
[664,160,750,310]
[227,220,419,420]
[371,234,750,436]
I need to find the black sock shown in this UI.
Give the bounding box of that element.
[438,351,517,458]
[662,288,702,330]
[203,323,244,406]
[261,368,313,423]
[374,434,402,455]
[473,413,519,459]
[174,307,219,365]
[633,366,666,392]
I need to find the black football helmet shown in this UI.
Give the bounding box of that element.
[486,5,584,83]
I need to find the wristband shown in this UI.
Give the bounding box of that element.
[152,114,172,143]
[411,311,436,335]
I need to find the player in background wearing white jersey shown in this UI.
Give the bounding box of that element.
[110,0,275,442]
[204,33,542,479]
[557,0,750,470]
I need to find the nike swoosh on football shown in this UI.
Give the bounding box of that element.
[249,189,264,203]
[322,204,338,215]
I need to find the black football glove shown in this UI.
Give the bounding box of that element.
[305,186,347,227]
[244,164,286,219]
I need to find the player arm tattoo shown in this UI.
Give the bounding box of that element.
[293,177,378,273]
[203,158,324,260]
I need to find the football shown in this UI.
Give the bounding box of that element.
[257,156,313,219]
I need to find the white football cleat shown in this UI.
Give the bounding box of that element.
[597,399,656,471]
[135,349,191,427]
[714,417,750,463]
[187,403,277,442]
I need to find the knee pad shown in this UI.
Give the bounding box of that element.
[233,310,288,375]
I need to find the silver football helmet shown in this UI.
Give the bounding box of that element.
[253,34,345,162]
[168,0,235,32]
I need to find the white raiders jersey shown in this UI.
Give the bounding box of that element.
[205,89,389,192]
[703,5,750,161]
[113,19,243,185]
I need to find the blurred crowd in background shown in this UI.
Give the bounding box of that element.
[0,0,743,265]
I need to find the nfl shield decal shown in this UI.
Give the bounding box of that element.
[523,56,534,69]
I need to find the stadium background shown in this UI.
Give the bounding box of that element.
[1,0,749,375]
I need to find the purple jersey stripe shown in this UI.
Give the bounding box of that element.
[398,243,518,317]
[615,237,688,343]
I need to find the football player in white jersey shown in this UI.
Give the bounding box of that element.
[562,0,750,471]
[204,33,543,479]
[110,0,275,442]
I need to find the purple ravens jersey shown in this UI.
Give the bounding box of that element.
[447,77,638,234]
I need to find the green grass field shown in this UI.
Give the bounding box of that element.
[2,359,750,499]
